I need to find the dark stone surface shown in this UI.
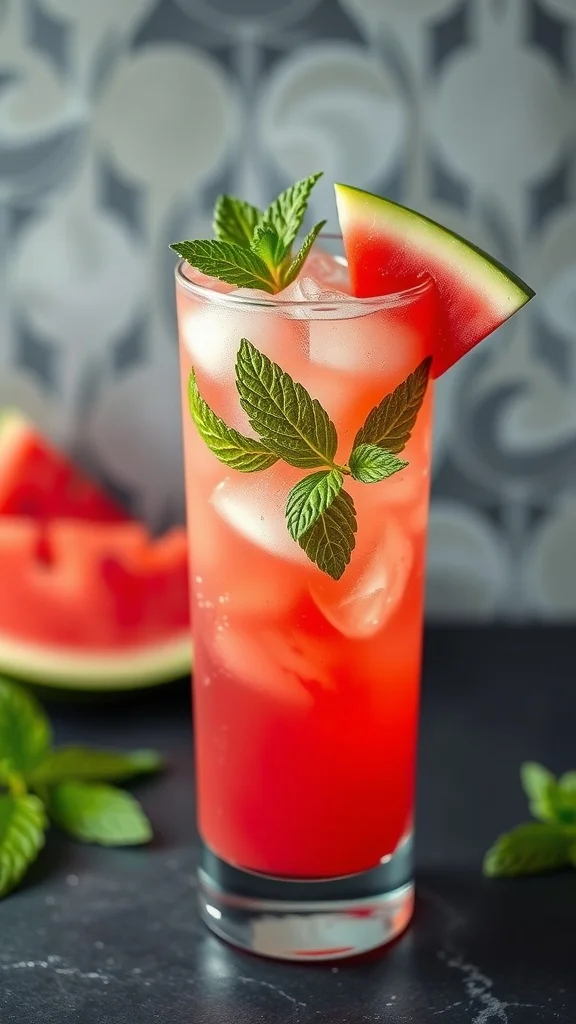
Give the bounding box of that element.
[1,627,575,1023]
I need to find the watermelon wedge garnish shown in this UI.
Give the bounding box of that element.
[335,184,535,377]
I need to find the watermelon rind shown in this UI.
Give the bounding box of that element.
[0,634,192,691]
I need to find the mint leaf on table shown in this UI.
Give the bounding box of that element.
[188,368,278,472]
[49,782,153,846]
[261,172,323,252]
[213,195,262,248]
[297,489,357,581]
[30,747,163,786]
[281,220,327,288]
[353,356,432,453]
[170,239,276,292]
[349,444,408,484]
[235,338,338,469]
[484,823,572,878]
[484,761,576,878]
[0,793,47,897]
[0,678,51,775]
[0,678,163,898]
[520,761,557,823]
[286,469,344,541]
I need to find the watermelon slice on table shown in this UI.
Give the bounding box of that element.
[0,410,127,521]
[0,518,191,690]
[335,184,535,377]
[0,412,192,690]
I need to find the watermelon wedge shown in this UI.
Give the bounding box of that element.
[0,410,127,521]
[334,184,535,377]
[0,518,191,690]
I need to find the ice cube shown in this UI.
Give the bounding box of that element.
[211,468,310,567]
[310,516,413,639]
[279,277,363,321]
[309,301,426,376]
[305,247,352,291]
[179,289,308,384]
[214,623,334,709]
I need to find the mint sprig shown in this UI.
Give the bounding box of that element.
[171,173,326,293]
[188,341,430,580]
[484,762,576,877]
[0,679,163,898]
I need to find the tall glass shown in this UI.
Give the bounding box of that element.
[175,251,436,961]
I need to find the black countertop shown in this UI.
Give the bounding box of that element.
[1,627,575,1023]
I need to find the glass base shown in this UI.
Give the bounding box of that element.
[198,836,414,962]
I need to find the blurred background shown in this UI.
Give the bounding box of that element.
[1,0,575,622]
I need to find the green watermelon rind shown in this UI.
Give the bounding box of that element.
[0,633,192,691]
[335,183,534,316]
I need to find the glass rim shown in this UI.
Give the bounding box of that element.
[174,235,435,310]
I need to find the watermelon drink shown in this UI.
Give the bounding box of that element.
[173,178,533,960]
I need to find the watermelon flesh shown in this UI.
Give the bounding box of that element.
[0,518,191,689]
[335,184,534,377]
[0,410,127,521]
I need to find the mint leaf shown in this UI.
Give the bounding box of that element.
[30,747,162,786]
[298,489,357,580]
[261,172,323,252]
[213,195,262,248]
[281,220,327,288]
[353,356,432,453]
[189,368,278,472]
[251,223,288,268]
[0,679,51,775]
[49,782,152,846]
[349,443,408,484]
[0,793,47,897]
[286,469,343,542]
[170,239,276,292]
[483,823,572,877]
[521,761,557,823]
[236,339,338,469]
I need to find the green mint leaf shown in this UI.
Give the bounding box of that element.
[261,172,323,252]
[29,747,163,786]
[559,771,576,792]
[0,679,51,775]
[189,368,278,472]
[170,239,276,292]
[281,221,327,288]
[353,356,432,453]
[298,489,357,580]
[251,223,288,268]
[236,338,338,469]
[286,469,343,542]
[521,761,557,823]
[551,771,576,827]
[349,443,408,484]
[0,793,47,898]
[483,822,572,877]
[213,195,262,248]
[49,782,152,846]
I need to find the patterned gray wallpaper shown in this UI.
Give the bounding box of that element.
[1,0,575,620]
